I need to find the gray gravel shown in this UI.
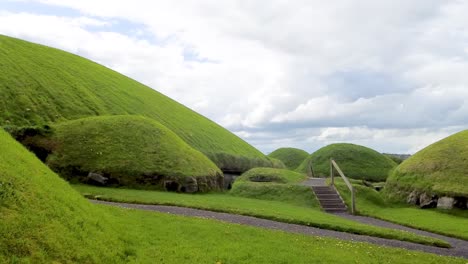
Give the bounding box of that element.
[91,200,468,259]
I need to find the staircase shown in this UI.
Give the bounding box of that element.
[312,185,348,213]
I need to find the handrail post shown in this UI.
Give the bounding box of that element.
[330,159,356,215]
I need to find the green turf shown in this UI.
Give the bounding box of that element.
[387,130,468,197]
[0,129,460,263]
[0,35,270,171]
[46,115,222,191]
[0,128,127,262]
[297,143,397,181]
[268,147,309,170]
[74,185,449,247]
[229,167,316,207]
[333,178,468,241]
[236,167,307,184]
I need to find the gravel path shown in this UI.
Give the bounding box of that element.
[92,200,468,259]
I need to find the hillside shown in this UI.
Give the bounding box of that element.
[387,130,468,197]
[45,115,222,192]
[0,35,269,172]
[297,143,397,181]
[0,129,127,262]
[268,147,309,170]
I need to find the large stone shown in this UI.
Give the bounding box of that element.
[419,193,437,209]
[87,172,108,186]
[437,197,454,209]
[181,177,198,193]
[407,190,419,205]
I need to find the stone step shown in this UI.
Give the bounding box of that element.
[311,185,348,214]
[324,207,348,213]
[315,194,341,199]
[320,201,345,206]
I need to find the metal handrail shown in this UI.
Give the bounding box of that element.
[330,159,356,214]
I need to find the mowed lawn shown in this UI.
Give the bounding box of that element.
[95,204,464,264]
[74,184,448,247]
[334,180,468,240]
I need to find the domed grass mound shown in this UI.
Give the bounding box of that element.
[46,115,222,192]
[387,130,468,197]
[0,35,271,172]
[0,129,126,262]
[296,143,397,182]
[268,148,309,170]
[230,168,317,207]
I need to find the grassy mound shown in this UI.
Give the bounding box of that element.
[387,130,468,197]
[230,168,316,207]
[236,167,306,184]
[297,143,397,181]
[46,115,222,192]
[0,35,270,172]
[268,147,309,170]
[0,129,128,262]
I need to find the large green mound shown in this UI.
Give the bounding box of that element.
[387,130,468,197]
[268,147,309,170]
[297,143,397,181]
[46,115,222,192]
[0,129,126,262]
[0,35,270,172]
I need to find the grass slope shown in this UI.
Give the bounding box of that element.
[1,129,459,263]
[387,130,468,197]
[75,185,449,247]
[230,168,314,207]
[47,115,222,191]
[0,35,269,171]
[268,147,309,170]
[297,143,397,181]
[333,178,468,241]
[0,129,127,262]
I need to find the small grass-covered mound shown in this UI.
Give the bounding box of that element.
[47,115,222,192]
[0,35,271,172]
[236,167,306,184]
[0,129,127,262]
[387,130,468,197]
[268,147,309,170]
[230,168,316,207]
[297,143,397,181]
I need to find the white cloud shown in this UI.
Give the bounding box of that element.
[1,0,468,154]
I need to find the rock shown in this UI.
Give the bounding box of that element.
[419,193,437,209]
[407,190,419,205]
[181,177,198,193]
[437,197,454,209]
[87,172,108,186]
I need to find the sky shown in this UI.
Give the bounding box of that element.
[1,0,467,155]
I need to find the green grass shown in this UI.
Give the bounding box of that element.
[103,205,463,264]
[0,35,271,171]
[229,167,315,206]
[387,129,468,197]
[0,129,461,263]
[74,184,450,247]
[236,167,307,184]
[0,128,127,262]
[297,143,397,181]
[333,178,468,241]
[268,147,309,169]
[46,115,222,191]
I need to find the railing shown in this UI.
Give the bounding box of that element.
[330,159,356,214]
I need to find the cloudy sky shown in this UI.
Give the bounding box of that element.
[1,0,467,154]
